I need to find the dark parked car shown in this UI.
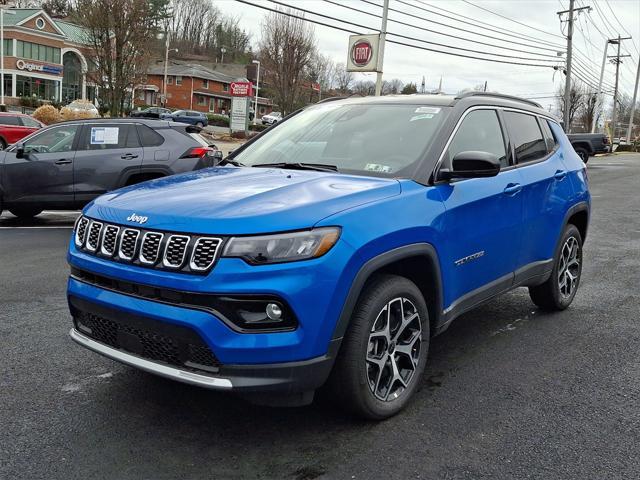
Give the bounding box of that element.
[130,107,172,119]
[0,118,221,218]
[567,132,610,162]
[0,112,44,150]
[160,110,208,128]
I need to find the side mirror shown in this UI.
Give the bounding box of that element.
[15,143,26,159]
[212,150,223,164]
[440,151,501,180]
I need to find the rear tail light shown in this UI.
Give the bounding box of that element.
[602,137,610,144]
[180,147,215,159]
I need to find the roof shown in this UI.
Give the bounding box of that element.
[3,8,91,45]
[147,62,247,85]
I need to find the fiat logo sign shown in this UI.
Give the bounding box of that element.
[351,40,372,66]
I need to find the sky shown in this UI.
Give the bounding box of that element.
[216,0,640,113]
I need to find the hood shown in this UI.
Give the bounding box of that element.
[84,167,401,234]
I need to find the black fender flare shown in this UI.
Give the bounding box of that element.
[563,201,590,240]
[119,166,172,187]
[331,243,444,340]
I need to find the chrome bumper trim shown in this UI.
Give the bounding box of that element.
[69,328,233,389]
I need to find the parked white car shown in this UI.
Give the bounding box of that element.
[261,111,282,125]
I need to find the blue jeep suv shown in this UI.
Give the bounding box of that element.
[67,92,590,419]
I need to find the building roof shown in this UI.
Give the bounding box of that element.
[148,62,247,85]
[3,8,91,45]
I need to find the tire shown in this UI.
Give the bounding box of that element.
[195,122,204,128]
[9,207,43,219]
[575,148,589,163]
[529,224,583,311]
[0,138,6,150]
[328,274,430,420]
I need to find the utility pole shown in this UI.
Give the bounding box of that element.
[374,0,389,96]
[557,1,591,132]
[609,36,631,141]
[626,54,639,143]
[592,38,614,133]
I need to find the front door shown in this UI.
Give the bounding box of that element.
[73,123,144,205]
[1,124,79,206]
[435,108,523,310]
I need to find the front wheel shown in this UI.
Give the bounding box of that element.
[0,138,6,150]
[9,207,43,219]
[529,224,583,310]
[328,274,429,419]
[575,148,589,163]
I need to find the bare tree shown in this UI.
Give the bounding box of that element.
[258,9,316,114]
[578,91,599,133]
[307,52,335,93]
[334,63,353,94]
[352,80,375,96]
[556,81,583,132]
[74,0,167,116]
[382,78,403,95]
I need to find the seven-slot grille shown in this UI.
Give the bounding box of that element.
[73,216,222,274]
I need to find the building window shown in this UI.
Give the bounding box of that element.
[62,51,82,103]
[2,74,12,97]
[16,75,59,101]
[35,18,46,30]
[176,76,183,85]
[223,83,229,92]
[167,76,173,85]
[197,95,207,106]
[3,39,11,56]
[202,79,209,89]
[16,41,61,63]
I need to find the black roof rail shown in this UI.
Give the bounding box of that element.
[454,91,542,109]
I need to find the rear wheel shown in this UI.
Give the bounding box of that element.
[195,122,204,128]
[575,147,589,163]
[328,274,429,419]
[9,207,43,219]
[529,224,583,310]
[0,138,6,150]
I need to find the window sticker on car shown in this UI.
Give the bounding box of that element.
[414,107,440,114]
[91,127,119,144]
[410,114,434,121]
[365,163,392,173]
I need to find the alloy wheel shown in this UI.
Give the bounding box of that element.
[557,236,581,299]
[366,297,422,402]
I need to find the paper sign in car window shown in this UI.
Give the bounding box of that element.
[90,127,120,145]
[414,107,441,114]
[365,163,392,173]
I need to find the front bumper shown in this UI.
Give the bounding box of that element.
[69,327,339,394]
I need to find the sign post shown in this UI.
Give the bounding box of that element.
[230,81,253,135]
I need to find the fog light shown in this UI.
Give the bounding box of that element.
[266,303,282,320]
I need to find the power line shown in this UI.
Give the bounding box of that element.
[268,0,563,64]
[235,0,558,68]
[321,0,564,60]
[362,0,566,54]
[603,0,640,55]
[461,0,566,40]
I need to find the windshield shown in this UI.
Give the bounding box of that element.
[234,103,449,177]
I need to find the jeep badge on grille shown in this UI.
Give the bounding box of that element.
[126,213,148,225]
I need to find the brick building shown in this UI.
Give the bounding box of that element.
[136,61,273,117]
[1,8,95,105]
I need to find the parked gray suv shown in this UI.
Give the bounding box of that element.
[0,118,221,218]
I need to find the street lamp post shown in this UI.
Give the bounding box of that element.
[1,8,16,109]
[252,59,260,125]
[161,33,178,107]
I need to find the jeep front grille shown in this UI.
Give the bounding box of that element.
[72,216,223,274]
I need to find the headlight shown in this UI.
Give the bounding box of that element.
[223,227,340,265]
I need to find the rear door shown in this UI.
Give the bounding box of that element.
[73,123,144,204]
[0,116,30,146]
[502,111,574,275]
[1,123,79,205]
[435,108,524,308]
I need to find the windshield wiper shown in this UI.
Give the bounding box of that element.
[218,158,245,167]
[251,162,338,172]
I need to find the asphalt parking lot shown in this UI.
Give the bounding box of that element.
[2,154,640,480]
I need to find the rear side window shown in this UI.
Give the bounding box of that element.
[78,124,140,150]
[539,119,558,152]
[20,116,41,128]
[0,116,20,126]
[137,124,164,147]
[446,109,508,167]
[504,112,548,164]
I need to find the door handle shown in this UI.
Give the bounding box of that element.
[554,169,567,180]
[121,154,139,159]
[54,158,72,165]
[503,183,522,195]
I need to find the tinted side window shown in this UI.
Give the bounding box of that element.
[136,124,164,147]
[504,112,548,164]
[446,109,508,167]
[78,124,139,150]
[540,119,558,152]
[24,124,79,153]
[0,116,20,126]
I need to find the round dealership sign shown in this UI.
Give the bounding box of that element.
[351,40,373,66]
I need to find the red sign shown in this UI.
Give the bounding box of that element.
[230,82,253,97]
[351,40,372,66]
[312,83,321,92]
